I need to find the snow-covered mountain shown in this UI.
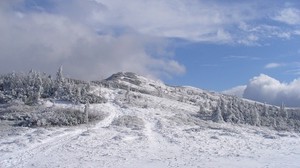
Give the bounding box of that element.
[1,71,300,168]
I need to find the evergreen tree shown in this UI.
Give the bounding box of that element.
[125,86,131,103]
[212,106,224,123]
[199,103,204,113]
[263,102,268,117]
[84,102,90,124]
[280,102,288,118]
[250,105,260,126]
[54,66,65,99]
[56,66,64,85]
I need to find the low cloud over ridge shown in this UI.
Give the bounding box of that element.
[0,0,185,80]
[243,74,300,107]
[223,74,300,107]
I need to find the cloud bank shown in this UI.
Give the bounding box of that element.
[243,74,300,107]
[0,0,185,80]
[223,74,300,107]
[222,85,247,98]
[1,0,300,82]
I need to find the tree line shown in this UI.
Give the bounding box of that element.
[0,67,106,105]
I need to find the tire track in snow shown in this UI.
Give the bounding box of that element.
[1,103,119,168]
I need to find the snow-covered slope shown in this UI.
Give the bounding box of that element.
[1,72,300,168]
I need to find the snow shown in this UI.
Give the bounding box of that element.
[1,72,300,168]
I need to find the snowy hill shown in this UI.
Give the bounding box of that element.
[1,71,300,167]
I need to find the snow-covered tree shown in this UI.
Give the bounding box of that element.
[212,106,224,123]
[125,86,131,103]
[250,105,260,126]
[0,69,106,105]
[199,103,204,113]
[25,70,43,105]
[157,86,163,97]
[280,102,288,119]
[262,102,268,117]
[56,66,64,84]
[84,102,90,124]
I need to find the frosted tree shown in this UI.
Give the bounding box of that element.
[227,101,232,111]
[178,95,184,102]
[125,86,131,103]
[212,106,224,123]
[280,102,288,119]
[0,91,5,104]
[250,105,260,126]
[25,70,43,105]
[41,74,54,98]
[157,86,163,97]
[262,102,268,117]
[84,101,90,124]
[54,66,65,99]
[56,66,64,84]
[220,98,226,110]
[54,66,76,101]
[219,98,228,120]
[224,100,238,123]
[199,103,204,113]
[204,100,209,109]
[237,100,244,112]
[74,87,82,104]
[197,103,206,118]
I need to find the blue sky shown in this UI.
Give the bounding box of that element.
[1,0,300,106]
[168,37,300,91]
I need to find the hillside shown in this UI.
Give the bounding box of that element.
[1,71,300,167]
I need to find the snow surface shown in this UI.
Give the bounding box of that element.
[1,73,300,168]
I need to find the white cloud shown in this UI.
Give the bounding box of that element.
[224,55,261,61]
[274,8,300,25]
[264,63,284,69]
[1,0,300,81]
[0,0,185,80]
[243,74,300,107]
[286,69,300,75]
[295,30,300,35]
[222,85,247,98]
[92,0,276,43]
[237,22,295,42]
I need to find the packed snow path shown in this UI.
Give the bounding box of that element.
[1,102,300,168]
[1,72,300,168]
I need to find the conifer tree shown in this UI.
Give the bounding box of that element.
[212,106,224,123]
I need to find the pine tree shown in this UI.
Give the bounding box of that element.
[280,102,288,119]
[125,86,131,103]
[157,86,163,97]
[75,87,82,104]
[25,70,43,105]
[219,98,227,120]
[224,101,238,123]
[250,105,260,126]
[84,102,90,124]
[263,102,268,117]
[54,66,65,99]
[212,106,224,123]
[56,66,64,84]
[199,103,204,113]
